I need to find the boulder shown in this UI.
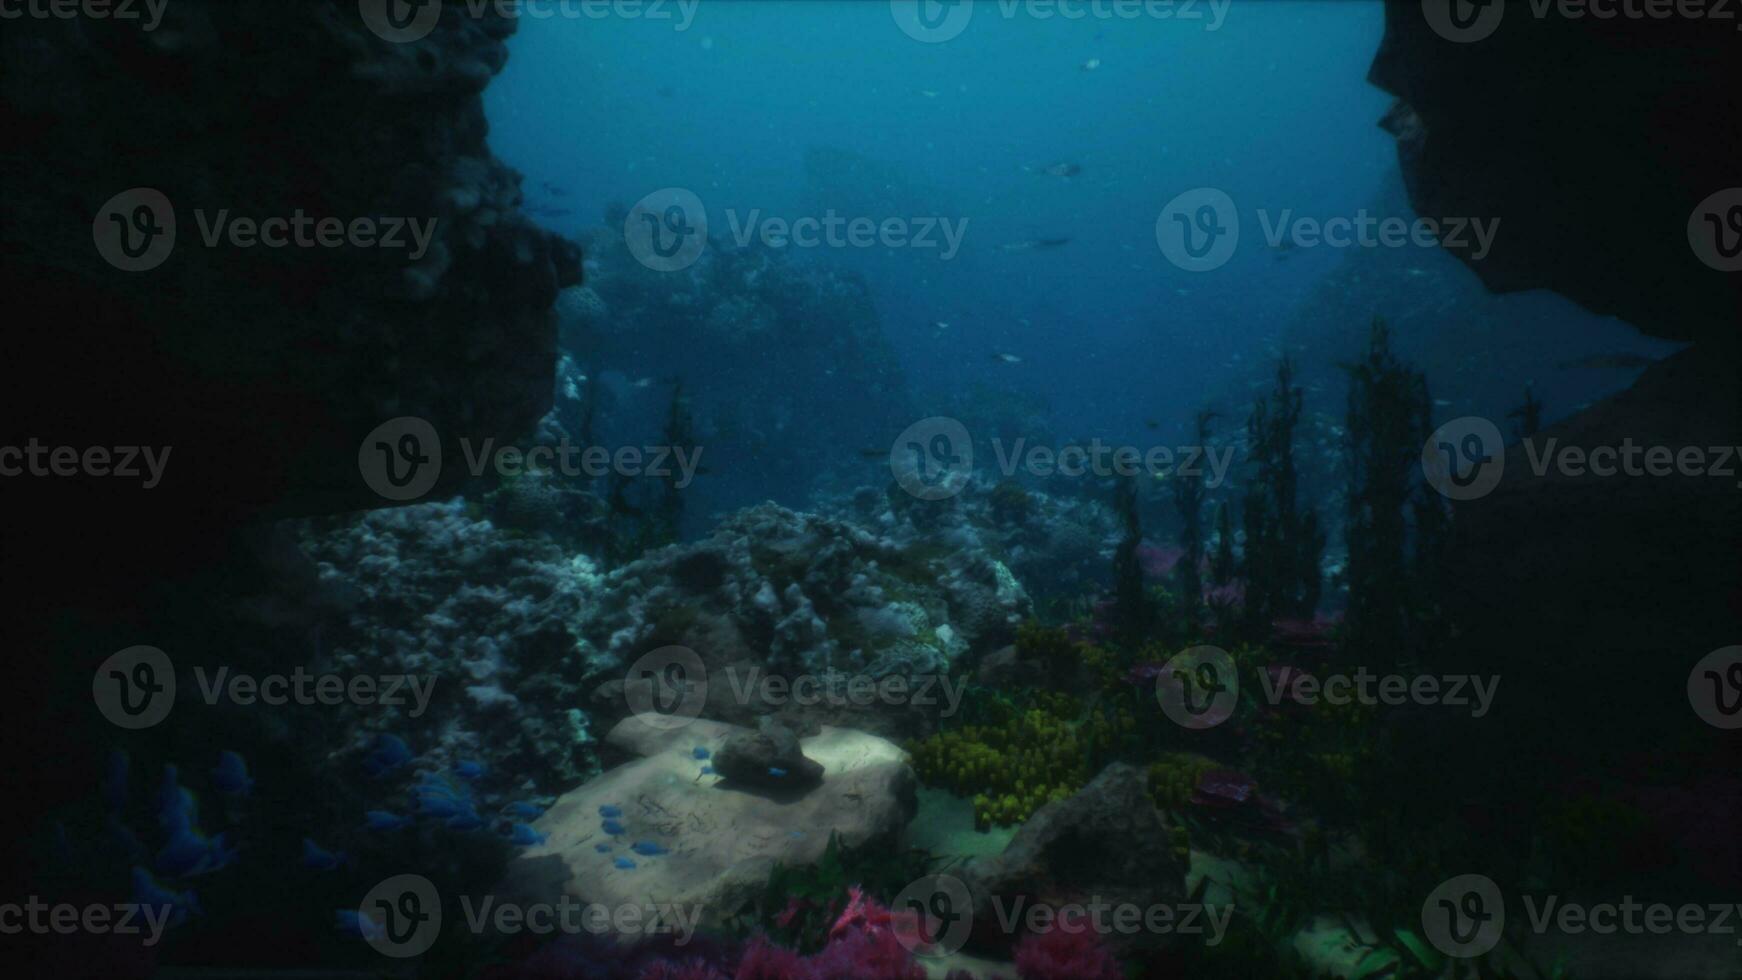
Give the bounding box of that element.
[713,719,825,789]
[497,717,917,930]
[963,763,1188,952]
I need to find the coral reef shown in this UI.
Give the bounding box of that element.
[299,499,605,792]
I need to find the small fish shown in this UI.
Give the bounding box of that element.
[363,810,412,831]
[446,808,486,831]
[602,819,626,836]
[594,842,612,853]
[1081,57,1102,71]
[613,857,638,870]
[1041,162,1082,178]
[454,760,487,782]
[155,825,236,878]
[335,909,384,940]
[363,734,413,779]
[598,804,623,819]
[691,747,711,760]
[1433,399,1453,407]
[540,182,570,198]
[503,801,545,821]
[858,448,889,460]
[767,767,788,779]
[508,823,547,847]
[931,320,950,331]
[919,89,940,98]
[301,838,346,871]
[700,765,716,775]
[992,352,1023,365]
[211,751,253,797]
[631,840,669,856]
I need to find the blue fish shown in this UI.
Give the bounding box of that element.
[630,840,669,857]
[454,760,487,781]
[700,765,716,775]
[414,776,475,819]
[301,838,346,871]
[593,843,612,853]
[504,801,545,821]
[767,767,787,779]
[613,857,637,870]
[363,734,413,779]
[334,909,384,940]
[211,751,254,796]
[598,804,623,819]
[157,766,199,832]
[155,825,237,878]
[363,810,412,831]
[101,750,128,812]
[601,819,625,836]
[446,808,486,831]
[691,747,711,760]
[131,866,200,927]
[508,823,547,846]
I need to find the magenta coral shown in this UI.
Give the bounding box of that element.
[1012,927,1122,980]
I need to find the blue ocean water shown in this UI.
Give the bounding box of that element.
[486,0,1675,513]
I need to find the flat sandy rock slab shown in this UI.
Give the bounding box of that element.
[499,717,916,928]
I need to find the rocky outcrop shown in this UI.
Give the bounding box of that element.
[1369,2,1740,343]
[581,503,1030,738]
[2,3,582,533]
[298,498,607,792]
[963,763,1188,953]
[498,717,917,931]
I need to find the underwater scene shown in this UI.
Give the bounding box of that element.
[4,1,1742,978]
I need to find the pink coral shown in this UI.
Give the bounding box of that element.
[1012,927,1122,980]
